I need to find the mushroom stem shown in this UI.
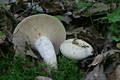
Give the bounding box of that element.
[34,36,57,69]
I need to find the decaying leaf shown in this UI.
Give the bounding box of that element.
[0,31,6,44]
[40,1,62,13]
[87,0,95,2]
[87,3,110,15]
[116,43,120,49]
[14,14,25,21]
[26,3,43,12]
[61,16,72,24]
[104,53,119,74]
[0,0,9,4]
[85,65,107,80]
[55,15,72,24]
[90,54,103,66]
[108,65,120,80]
[0,7,16,32]
[35,76,53,80]
[102,49,120,57]
[0,35,6,44]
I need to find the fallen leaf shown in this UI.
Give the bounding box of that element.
[90,54,103,66]
[86,3,110,15]
[0,31,6,44]
[116,43,120,49]
[26,3,43,12]
[61,16,72,24]
[35,76,53,80]
[108,65,120,80]
[76,2,93,8]
[40,1,61,13]
[85,65,107,80]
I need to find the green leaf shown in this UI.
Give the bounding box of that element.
[94,16,107,21]
[116,43,120,49]
[111,36,120,42]
[110,0,116,3]
[107,6,120,23]
[55,16,64,20]
[108,15,120,23]
[0,2,6,7]
[77,3,93,8]
[109,24,120,34]
[0,31,3,36]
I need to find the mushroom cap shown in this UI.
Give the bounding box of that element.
[13,14,66,57]
[60,39,93,60]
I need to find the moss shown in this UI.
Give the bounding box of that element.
[0,54,84,80]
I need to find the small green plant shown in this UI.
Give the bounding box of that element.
[107,6,120,48]
[51,56,84,80]
[0,2,6,7]
[76,2,93,8]
[116,43,120,49]
[55,15,64,20]
[0,54,84,80]
[94,5,120,49]
[0,55,49,80]
[0,31,3,36]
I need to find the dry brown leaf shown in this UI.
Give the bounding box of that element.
[0,34,6,44]
[14,14,25,21]
[35,76,53,80]
[88,3,110,14]
[40,1,61,13]
[90,54,103,66]
[108,65,120,80]
[4,5,11,10]
[85,65,107,80]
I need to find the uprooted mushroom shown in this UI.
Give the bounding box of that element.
[13,14,66,69]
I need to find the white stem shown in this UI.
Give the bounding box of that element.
[34,36,57,69]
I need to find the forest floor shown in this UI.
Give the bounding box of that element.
[0,0,120,80]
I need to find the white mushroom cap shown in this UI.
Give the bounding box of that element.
[13,14,66,57]
[60,39,93,60]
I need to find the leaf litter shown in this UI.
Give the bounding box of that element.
[0,0,120,80]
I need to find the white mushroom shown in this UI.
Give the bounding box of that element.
[13,14,66,69]
[60,39,93,60]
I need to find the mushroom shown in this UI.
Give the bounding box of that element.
[13,14,66,69]
[60,39,93,60]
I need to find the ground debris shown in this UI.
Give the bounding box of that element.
[35,76,53,80]
[84,65,107,80]
[89,54,103,66]
[108,65,120,80]
[0,0,120,80]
